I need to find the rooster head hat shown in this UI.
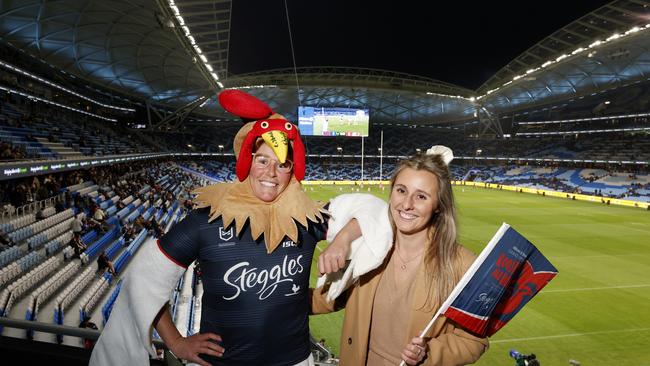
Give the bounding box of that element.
[218,90,306,182]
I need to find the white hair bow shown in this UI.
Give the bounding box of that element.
[426,145,454,165]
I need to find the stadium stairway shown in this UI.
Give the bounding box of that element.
[34,137,83,159]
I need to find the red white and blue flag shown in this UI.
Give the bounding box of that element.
[441,223,558,337]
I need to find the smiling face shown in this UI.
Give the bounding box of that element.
[389,167,440,236]
[248,142,293,202]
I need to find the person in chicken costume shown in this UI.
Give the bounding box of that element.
[90,90,388,366]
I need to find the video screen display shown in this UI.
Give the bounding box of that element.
[298,106,369,137]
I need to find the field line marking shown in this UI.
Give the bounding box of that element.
[543,284,650,293]
[548,253,650,260]
[492,327,650,343]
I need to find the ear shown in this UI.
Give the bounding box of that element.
[218,90,273,120]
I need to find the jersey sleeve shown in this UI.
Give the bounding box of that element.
[157,208,206,268]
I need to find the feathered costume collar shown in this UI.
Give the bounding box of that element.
[193,177,327,253]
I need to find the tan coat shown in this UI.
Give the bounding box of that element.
[311,245,489,366]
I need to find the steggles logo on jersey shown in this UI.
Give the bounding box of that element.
[219,225,234,241]
[223,255,305,300]
[284,283,300,297]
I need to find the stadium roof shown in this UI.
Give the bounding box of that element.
[477,0,650,116]
[0,0,229,106]
[0,0,649,126]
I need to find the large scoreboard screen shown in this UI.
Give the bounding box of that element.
[298,106,369,137]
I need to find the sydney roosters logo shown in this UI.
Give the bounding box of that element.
[222,255,305,301]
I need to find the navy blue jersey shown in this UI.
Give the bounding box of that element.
[158,207,327,366]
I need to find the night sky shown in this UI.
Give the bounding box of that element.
[228,0,614,90]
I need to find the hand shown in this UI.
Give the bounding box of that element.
[400,336,427,365]
[318,235,350,275]
[168,332,224,366]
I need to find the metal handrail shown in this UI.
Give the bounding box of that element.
[0,317,166,347]
[1,192,64,223]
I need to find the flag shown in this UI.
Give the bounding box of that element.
[441,223,558,337]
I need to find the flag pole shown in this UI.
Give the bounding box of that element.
[379,129,383,181]
[361,136,365,183]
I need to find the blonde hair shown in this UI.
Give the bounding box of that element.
[389,152,463,310]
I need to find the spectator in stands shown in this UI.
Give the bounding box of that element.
[86,217,107,234]
[0,229,15,249]
[54,198,65,213]
[183,199,194,213]
[313,146,489,365]
[122,223,136,246]
[133,214,146,231]
[71,214,84,234]
[97,250,117,277]
[93,206,106,222]
[0,142,12,160]
[91,90,375,366]
[79,316,99,350]
[69,232,86,259]
[35,207,46,220]
[150,219,164,238]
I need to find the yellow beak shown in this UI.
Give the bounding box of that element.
[261,130,289,163]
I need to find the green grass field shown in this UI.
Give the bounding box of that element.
[313,115,368,136]
[305,184,650,366]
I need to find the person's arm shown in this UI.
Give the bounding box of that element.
[317,193,391,276]
[153,305,224,366]
[418,327,489,366]
[317,218,359,274]
[107,261,116,276]
[309,281,351,315]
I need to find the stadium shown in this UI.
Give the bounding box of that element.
[0,0,649,365]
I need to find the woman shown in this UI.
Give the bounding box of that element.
[91,90,377,366]
[313,147,489,366]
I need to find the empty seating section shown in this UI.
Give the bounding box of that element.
[112,229,148,276]
[0,256,62,316]
[27,216,74,250]
[101,280,122,325]
[0,101,156,160]
[0,246,26,267]
[82,226,119,260]
[0,124,56,159]
[26,260,80,321]
[0,250,40,287]
[54,266,95,325]
[8,208,74,244]
[79,277,110,321]
[464,166,650,201]
[1,213,36,235]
